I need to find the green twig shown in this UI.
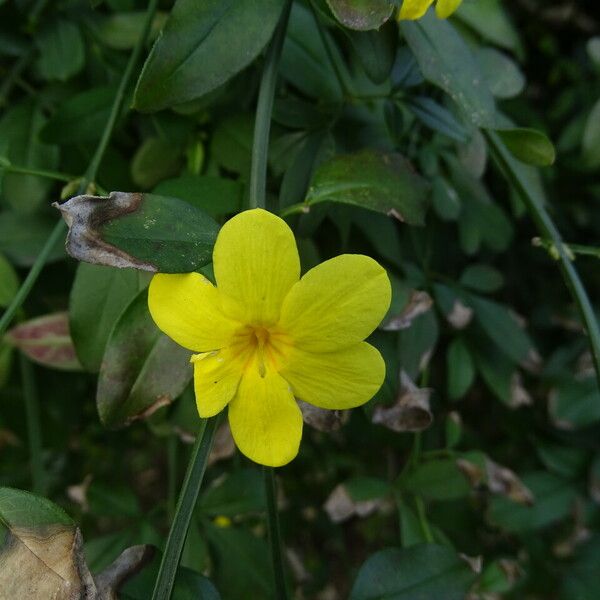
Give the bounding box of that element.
[485,130,600,391]
[167,434,178,520]
[264,467,288,600]
[249,0,293,210]
[151,417,219,600]
[20,356,44,495]
[0,164,75,183]
[0,0,160,338]
[414,495,434,543]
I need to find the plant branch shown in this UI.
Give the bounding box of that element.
[485,130,600,391]
[264,466,288,600]
[151,417,219,600]
[249,0,293,210]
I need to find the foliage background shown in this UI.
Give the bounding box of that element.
[1,0,600,598]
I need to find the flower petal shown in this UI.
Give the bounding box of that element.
[192,346,247,418]
[435,0,462,18]
[148,273,239,352]
[398,0,434,20]
[228,367,303,467]
[213,209,300,325]
[278,254,391,352]
[280,342,385,410]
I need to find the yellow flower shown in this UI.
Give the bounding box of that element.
[398,0,463,20]
[148,209,391,467]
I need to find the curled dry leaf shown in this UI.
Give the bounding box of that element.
[383,290,433,331]
[323,484,382,524]
[6,312,81,371]
[447,300,474,329]
[372,371,433,433]
[460,554,483,574]
[298,399,348,432]
[66,474,93,512]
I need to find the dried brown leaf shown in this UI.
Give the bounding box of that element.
[383,290,433,331]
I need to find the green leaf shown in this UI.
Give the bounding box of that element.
[549,377,600,429]
[470,296,534,364]
[583,98,600,168]
[96,289,192,428]
[346,22,397,84]
[35,19,84,81]
[477,47,525,100]
[56,192,219,273]
[280,3,343,101]
[91,10,167,50]
[69,263,149,372]
[40,85,118,145]
[407,97,468,143]
[0,487,74,528]
[210,114,254,175]
[305,150,429,225]
[456,0,522,55]
[154,175,244,217]
[199,470,265,517]
[133,0,286,111]
[0,101,60,213]
[401,459,471,501]
[401,13,496,127]
[459,264,504,293]
[0,253,19,308]
[447,338,475,400]
[496,128,556,167]
[350,545,477,600]
[326,0,393,30]
[487,472,577,533]
[131,137,183,188]
[5,312,81,371]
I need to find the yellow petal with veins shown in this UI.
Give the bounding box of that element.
[148,273,240,352]
[213,209,300,325]
[280,342,385,410]
[278,254,391,352]
[228,366,302,467]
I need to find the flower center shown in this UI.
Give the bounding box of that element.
[232,324,291,377]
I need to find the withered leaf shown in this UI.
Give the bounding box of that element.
[323,484,382,524]
[383,290,433,331]
[54,191,219,273]
[372,371,433,433]
[446,300,474,329]
[6,312,81,371]
[298,400,348,432]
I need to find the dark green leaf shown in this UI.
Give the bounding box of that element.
[447,337,475,400]
[326,0,393,30]
[36,19,84,81]
[459,264,504,293]
[199,470,265,517]
[0,253,19,307]
[133,0,285,111]
[350,545,477,600]
[401,13,496,127]
[96,289,192,427]
[401,459,471,501]
[496,127,556,167]
[305,150,429,225]
[346,21,396,84]
[407,97,468,142]
[69,263,149,372]
[549,377,600,429]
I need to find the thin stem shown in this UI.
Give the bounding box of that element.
[414,495,434,543]
[485,130,600,390]
[0,49,34,107]
[151,417,219,600]
[1,164,75,183]
[0,219,65,337]
[167,434,178,520]
[20,356,44,495]
[0,0,160,338]
[264,467,288,600]
[249,0,292,209]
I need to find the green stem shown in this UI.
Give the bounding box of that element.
[0,49,34,107]
[485,130,600,391]
[249,0,292,209]
[151,417,219,600]
[167,434,178,520]
[1,164,75,183]
[19,356,44,495]
[264,467,288,600]
[0,219,65,337]
[414,495,434,543]
[279,202,310,218]
[0,0,160,338]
